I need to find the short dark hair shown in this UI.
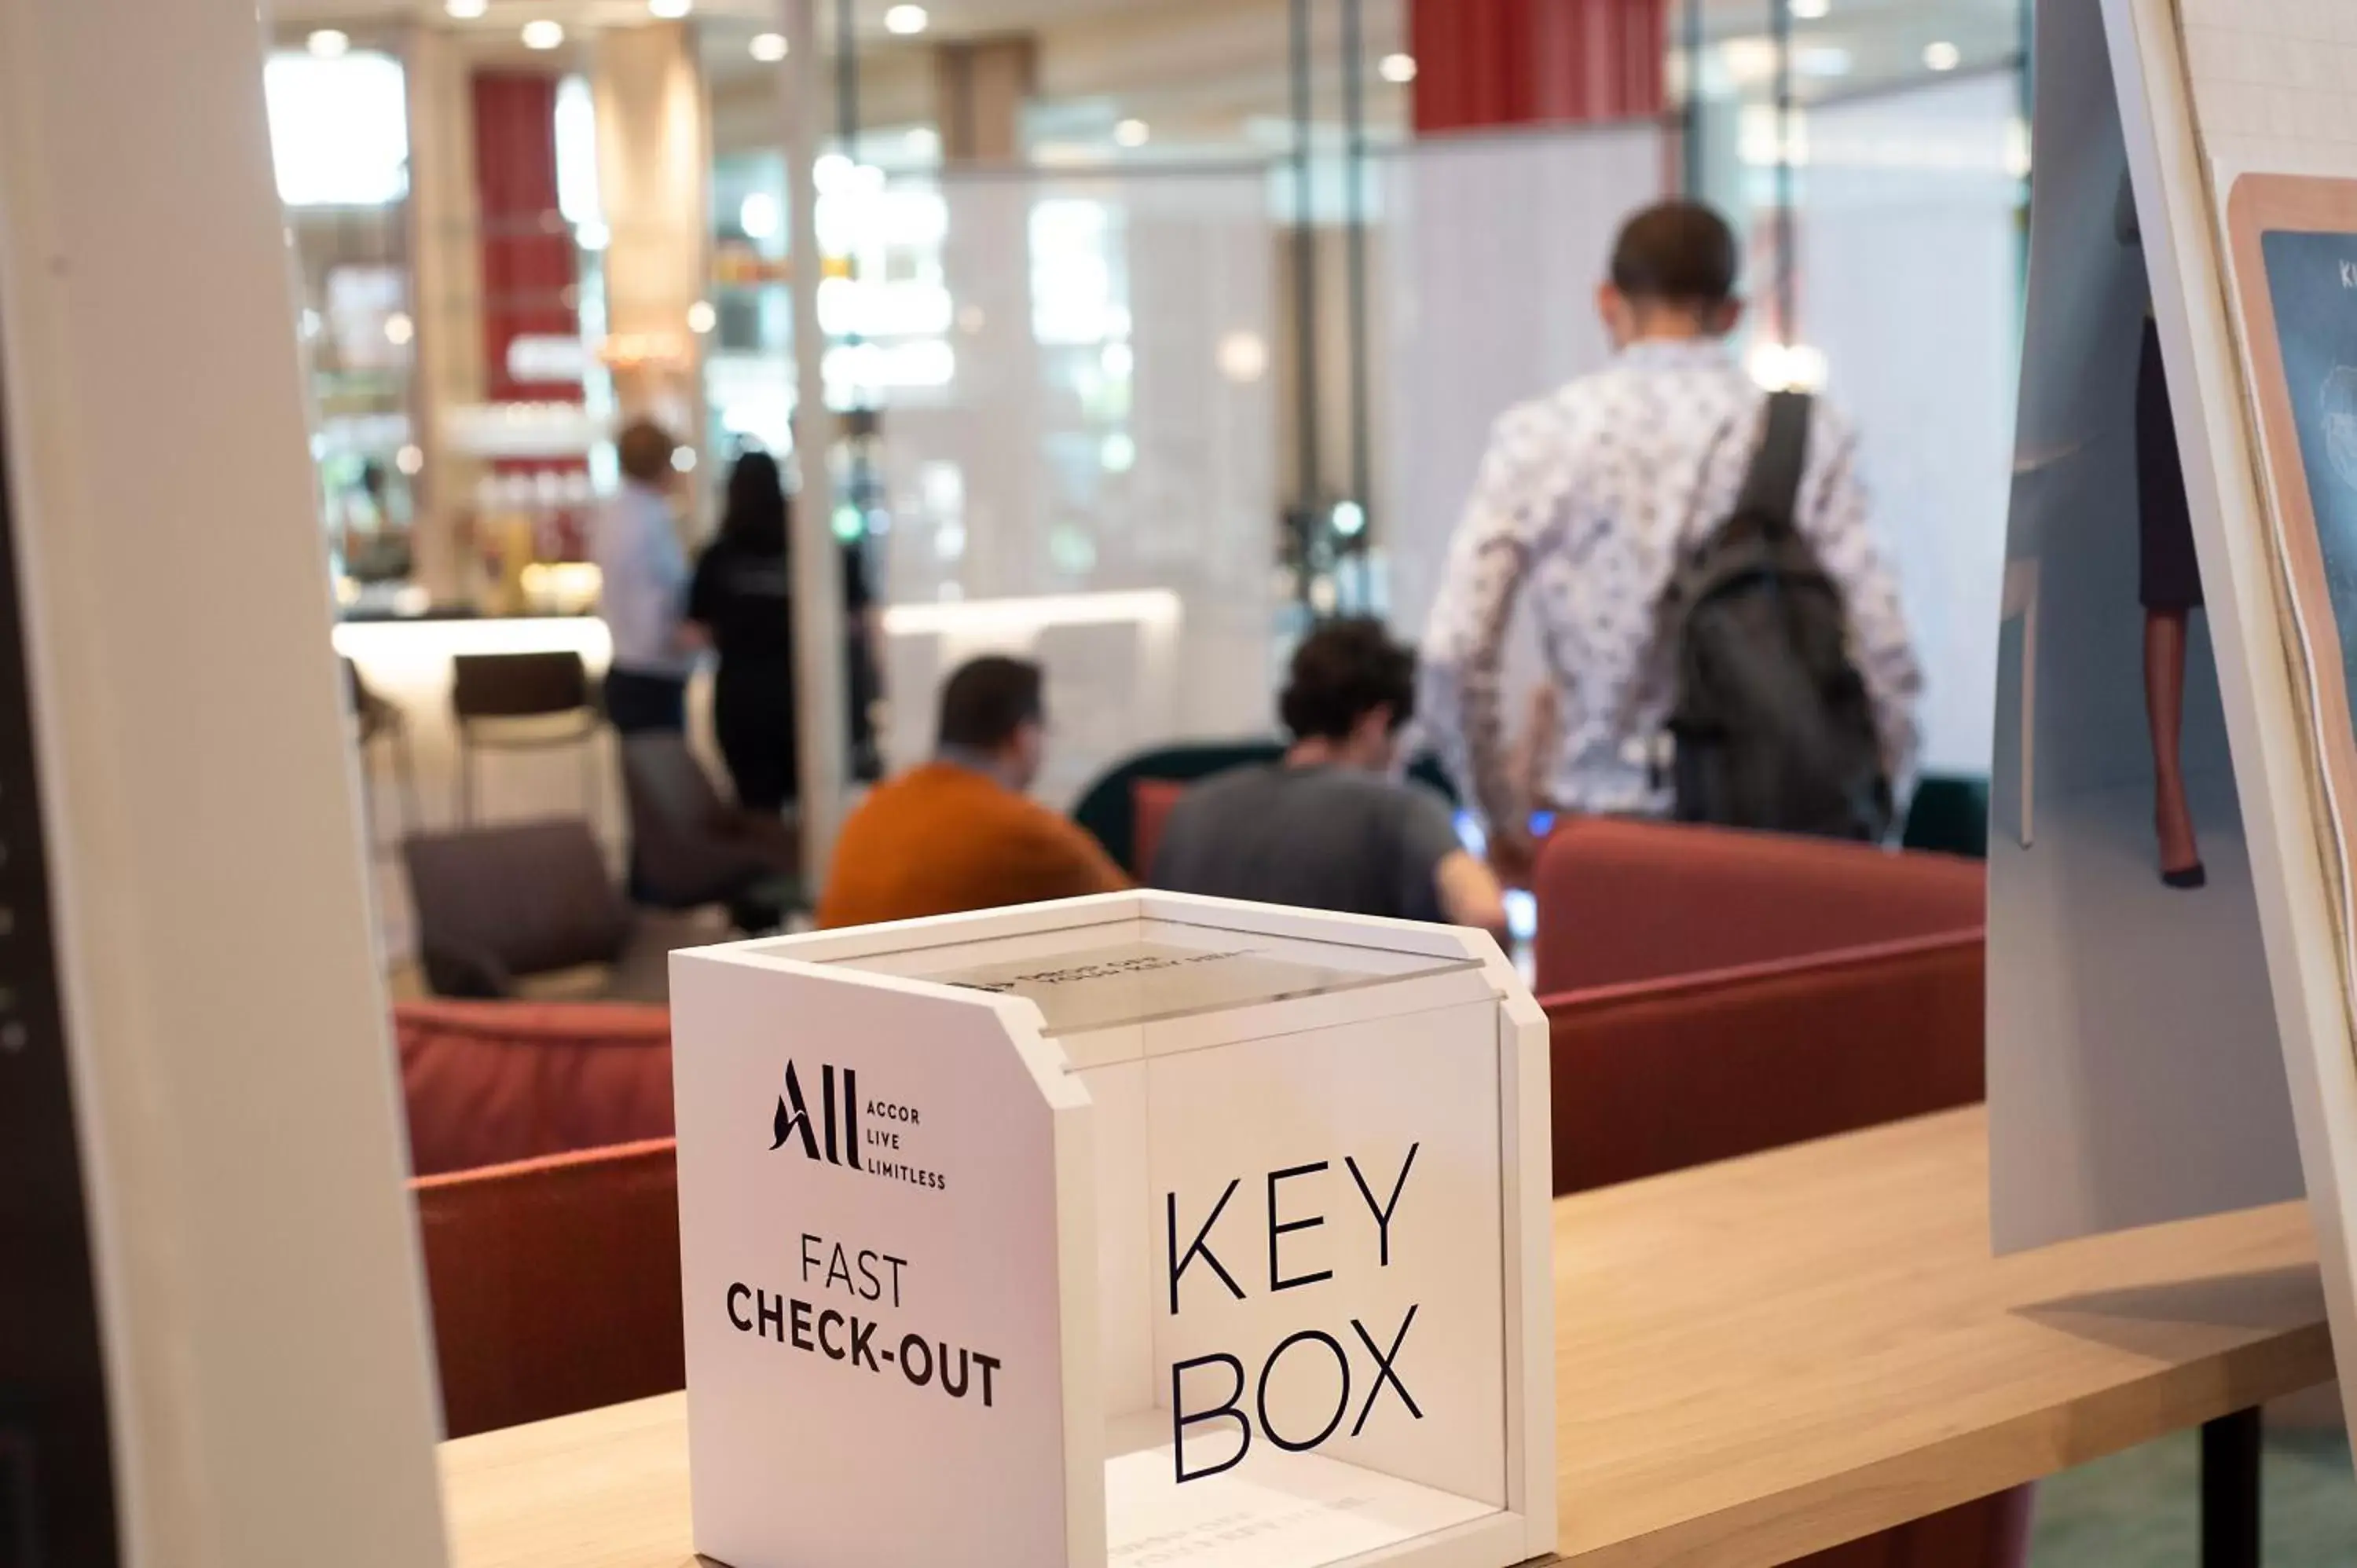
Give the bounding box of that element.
[1609,200,1739,309]
[1279,619,1415,742]
[617,419,678,485]
[937,655,1045,751]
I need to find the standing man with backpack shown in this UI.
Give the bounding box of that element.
[1420,199,1923,881]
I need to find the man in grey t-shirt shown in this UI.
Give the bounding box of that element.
[1151,621,1509,940]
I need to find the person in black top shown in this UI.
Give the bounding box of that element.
[690,452,801,813]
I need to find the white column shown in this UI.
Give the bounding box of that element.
[779,0,848,877]
[594,20,712,465]
[404,20,485,603]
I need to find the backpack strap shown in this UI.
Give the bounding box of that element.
[1735,389,1813,537]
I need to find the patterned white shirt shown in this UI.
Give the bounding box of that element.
[1419,338,1923,828]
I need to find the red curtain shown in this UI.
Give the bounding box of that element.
[1411,0,1666,134]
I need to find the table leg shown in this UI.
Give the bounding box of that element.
[2201,1406,2260,1568]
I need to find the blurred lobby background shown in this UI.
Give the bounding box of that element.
[279,0,2027,961]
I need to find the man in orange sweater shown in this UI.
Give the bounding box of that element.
[818,655,1129,928]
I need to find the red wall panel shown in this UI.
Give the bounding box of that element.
[471,71,579,405]
[1413,0,1666,133]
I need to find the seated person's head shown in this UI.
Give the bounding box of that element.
[1599,200,1743,347]
[1281,619,1417,772]
[617,419,680,489]
[938,654,1047,792]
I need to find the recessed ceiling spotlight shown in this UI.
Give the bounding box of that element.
[521,19,565,49]
[750,31,788,60]
[883,5,929,35]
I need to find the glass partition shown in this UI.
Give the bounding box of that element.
[1795,68,2025,775]
[267,46,421,592]
[868,167,1283,806]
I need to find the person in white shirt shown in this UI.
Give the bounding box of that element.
[1419,199,1923,881]
[594,419,699,734]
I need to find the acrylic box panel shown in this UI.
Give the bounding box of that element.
[669,892,1556,1568]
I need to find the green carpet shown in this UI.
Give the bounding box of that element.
[2029,1428,2357,1566]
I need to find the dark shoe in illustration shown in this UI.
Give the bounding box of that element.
[2154,788,2202,892]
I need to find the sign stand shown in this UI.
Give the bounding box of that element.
[671,891,1556,1568]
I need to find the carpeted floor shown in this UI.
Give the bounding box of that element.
[2030,1428,2356,1565]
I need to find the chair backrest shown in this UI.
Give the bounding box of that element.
[1131,777,1189,879]
[619,732,797,910]
[1901,772,1991,859]
[452,650,592,723]
[1544,932,1985,1195]
[394,999,673,1176]
[1070,740,1285,872]
[411,1138,683,1438]
[401,819,632,995]
[621,731,728,838]
[1532,817,1985,995]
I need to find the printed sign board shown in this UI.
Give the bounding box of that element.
[669,891,1556,1568]
[2087,0,2357,1444]
[1986,0,2302,1257]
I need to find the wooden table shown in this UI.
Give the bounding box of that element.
[439,1108,2333,1568]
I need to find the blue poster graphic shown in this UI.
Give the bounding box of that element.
[2260,229,2357,698]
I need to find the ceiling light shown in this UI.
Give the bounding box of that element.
[1923,39,1960,71]
[750,31,788,60]
[444,0,488,16]
[648,0,692,16]
[1379,52,1417,84]
[1791,0,1829,17]
[306,28,350,57]
[1216,330,1268,383]
[686,300,717,335]
[521,19,565,49]
[382,312,415,347]
[883,5,928,35]
[395,445,425,476]
[1797,45,1851,78]
[1113,119,1149,148]
[738,192,779,240]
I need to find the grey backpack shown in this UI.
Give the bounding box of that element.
[1660,390,1892,841]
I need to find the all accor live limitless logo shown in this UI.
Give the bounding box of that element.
[772,1061,949,1192]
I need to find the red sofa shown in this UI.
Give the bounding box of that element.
[1534,815,1984,995]
[1536,819,1986,1194]
[1535,819,2017,1567]
[412,1138,684,1438]
[395,1000,674,1177]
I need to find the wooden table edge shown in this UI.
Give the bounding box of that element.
[1552,1321,2335,1566]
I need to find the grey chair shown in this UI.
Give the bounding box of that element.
[401,819,665,1000]
[618,733,802,932]
[450,650,601,825]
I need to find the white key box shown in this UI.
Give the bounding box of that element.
[670,891,1557,1568]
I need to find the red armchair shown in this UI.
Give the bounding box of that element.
[412,1138,684,1438]
[395,1000,674,1177]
